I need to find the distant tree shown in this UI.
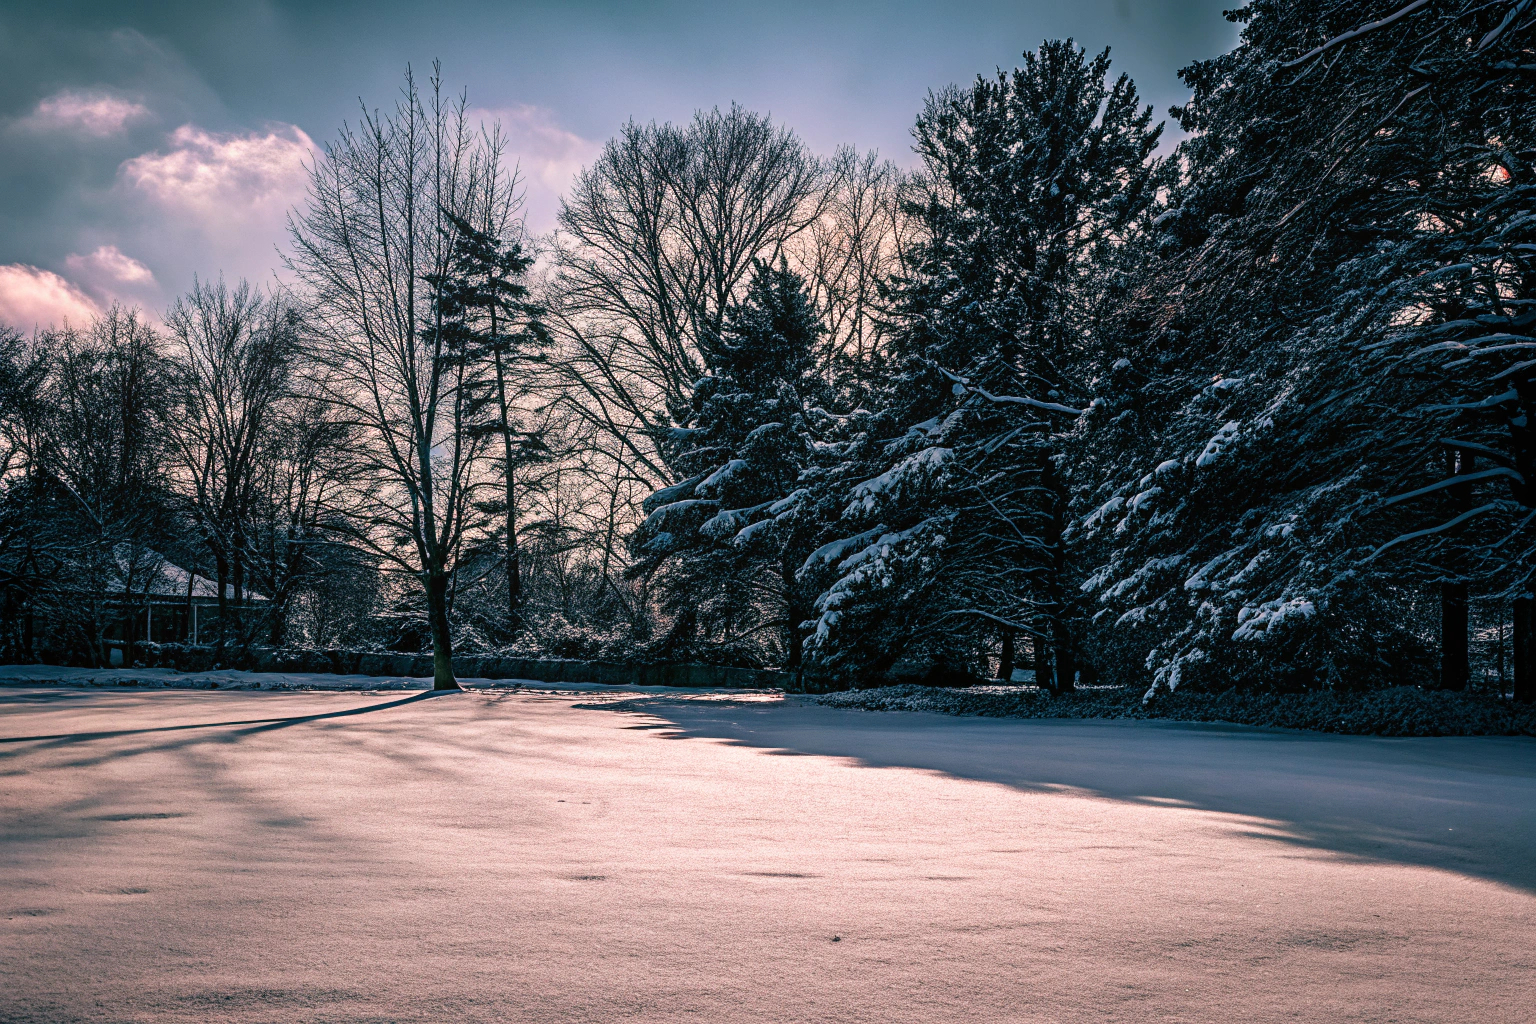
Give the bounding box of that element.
[164,277,300,647]
[31,309,172,666]
[539,107,831,630]
[245,397,359,647]
[802,148,912,382]
[793,40,1164,689]
[552,105,828,434]
[0,327,53,659]
[427,210,549,636]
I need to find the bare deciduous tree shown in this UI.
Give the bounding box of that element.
[39,309,170,666]
[165,278,300,646]
[287,64,516,689]
[554,106,828,404]
[802,148,912,375]
[536,106,841,624]
[246,397,358,647]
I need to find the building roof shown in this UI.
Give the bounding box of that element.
[111,546,267,602]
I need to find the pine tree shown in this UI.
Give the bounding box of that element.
[629,260,828,667]
[425,210,549,637]
[1073,0,1536,697]
[792,40,1165,691]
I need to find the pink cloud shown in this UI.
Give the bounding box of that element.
[0,265,102,332]
[66,245,155,287]
[117,123,318,288]
[121,124,316,221]
[473,105,601,233]
[63,245,158,310]
[24,91,149,137]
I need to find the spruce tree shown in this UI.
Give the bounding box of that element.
[1073,0,1536,697]
[792,40,1164,690]
[425,211,549,637]
[630,259,828,667]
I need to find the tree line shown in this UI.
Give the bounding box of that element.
[2,1,1532,699]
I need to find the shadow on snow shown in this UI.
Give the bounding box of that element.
[592,696,1536,895]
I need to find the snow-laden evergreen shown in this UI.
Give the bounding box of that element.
[1072,0,1536,696]
[776,40,1164,689]
[629,260,829,666]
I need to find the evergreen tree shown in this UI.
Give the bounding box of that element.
[1073,0,1536,697]
[792,40,1165,690]
[630,260,828,667]
[425,210,550,637]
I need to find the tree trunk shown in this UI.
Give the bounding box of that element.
[492,349,522,636]
[1035,644,1055,697]
[269,595,288,647]
[506,475,521,633]
[270,528,295,647]
[231,532,246,644]
[1042,457,1075,695]
[1053,621,1076,694]
[1440,450,1470,691]
[997,632,1015,681]
[1440,583,1469,691]
[214,552,229,648]
[121,601,136,669]
[21,541,34,661]
[426,568,459,690]
[183,560,195,642]
[1514,596,1534,703]
[782,556,804,672]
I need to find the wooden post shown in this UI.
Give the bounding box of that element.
[1515,597,1534,703]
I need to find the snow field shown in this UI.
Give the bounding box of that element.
[1,687,1533,1023]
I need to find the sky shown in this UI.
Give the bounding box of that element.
[0,0,1241,332]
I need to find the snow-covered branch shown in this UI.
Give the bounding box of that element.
[1383,467,1526,506]
[1280,0,1432,68]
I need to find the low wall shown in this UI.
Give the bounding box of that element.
[145,646,792,690]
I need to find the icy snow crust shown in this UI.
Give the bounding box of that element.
[1,686,1533,1022]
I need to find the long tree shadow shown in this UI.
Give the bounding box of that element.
[0,689,450,745]
[590,696,1536,895]
[0,690,477,853]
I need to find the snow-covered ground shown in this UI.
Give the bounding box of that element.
[2,685,1533,1022]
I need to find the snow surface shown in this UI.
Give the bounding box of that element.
[2,685,1533,1022]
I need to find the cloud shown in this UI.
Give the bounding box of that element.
[114,123,318,288]
[476,105,602,233]
[0,248,158,334]
[121,123,316,222]
[500,105,602,193]
[64,245,158,308]
[66,245,155,286]
[22,90,149,137]
[0,265,102,332]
